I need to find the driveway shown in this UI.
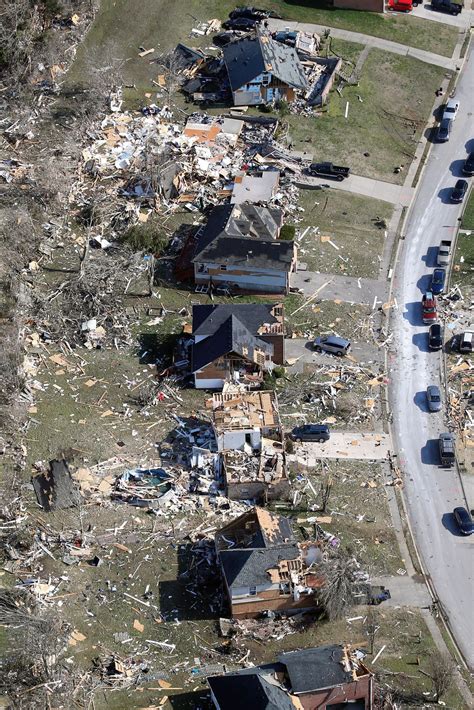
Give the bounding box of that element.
[411,3,472,29]
[266,19,458,69]
[370,575,432,608]
[295,173,414,207]
[291,432,392,462]
[291,271,387,306]
[389,45,474,667]
[285,338,384,371]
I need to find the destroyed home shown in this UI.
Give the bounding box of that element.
[222,32,308,106]
[208,390,283,451]
[215,508,324,618]
[223,439,289,503]
[190,303,285,389]
[231,169,279,204]
[191,203,296,294]
[208,643,373,709]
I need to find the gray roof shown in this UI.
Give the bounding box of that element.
[191,314,273,372]
[193,303,281,337]
[192,203,293,271]
[220,544,299,587]
[279,645,357,693]
[231,171,279,205]
[208,671,293,710]
[223,34,308,92]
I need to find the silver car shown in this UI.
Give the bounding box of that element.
[427,385,442,412]
[313,335,351,357]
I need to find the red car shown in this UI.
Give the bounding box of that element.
[422,291,438,324]
[388,0,413,10]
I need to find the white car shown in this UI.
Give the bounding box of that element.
[442,99,460,121]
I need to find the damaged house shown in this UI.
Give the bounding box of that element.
[215,507,324,618]
[192,203,296,295]
[190,303,285,389]
[208,389,289,502]
[222,33,308,106]
[208,643,374,709]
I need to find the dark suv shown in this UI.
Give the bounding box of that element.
[429,323,443,350]
[431,0,461,14]
[451,179,468,204]
[453,507,474,536]
[463,152,474,177]
[291,424,330,443]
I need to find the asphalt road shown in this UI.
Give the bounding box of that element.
[389,47,474,668]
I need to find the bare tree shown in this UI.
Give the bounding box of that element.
[319,475,332,513]
[319,548,359,620]
[424,651,457,702]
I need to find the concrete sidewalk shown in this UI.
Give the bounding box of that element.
[267,19,459,69]
[291,271,387,306]
[295,173,414,207]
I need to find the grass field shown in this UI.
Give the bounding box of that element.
[451,230,474,290]
[287,48,445,183]
[293,189,392,277]
[460,189,474,230]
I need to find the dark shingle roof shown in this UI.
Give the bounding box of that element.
[192,204,293,271]
[193,303,279,336]
[208,672,293,710]
[223,35,308,92]
[191,314,272,372]
[220,544,299,587]
[279,645,353,693]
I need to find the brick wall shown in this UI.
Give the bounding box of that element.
[231,591,316,619]
[298,675,373,709]
[333,0,384,10]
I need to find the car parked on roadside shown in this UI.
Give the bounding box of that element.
[453,507,474,536]
[451,179,468,203]
[427,385,442,412]
[429,323,443,350]
[442,98,460,122]
[437,118,452,143]
[291,424,330,443]
[430,268,446,294]
[422,291,437,324]
[313,335,351,357]
[462,152,474,177]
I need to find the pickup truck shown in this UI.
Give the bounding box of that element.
[439,432,455,467]
[431,0,461,15]
[437,239,452,266]
[422,292,437,324]
[306,162,350,181]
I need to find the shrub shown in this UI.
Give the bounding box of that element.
[279,224,295,241]
[120,223,168,254]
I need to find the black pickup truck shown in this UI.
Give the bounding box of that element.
[306,162,350,181]
[431,0,462,15]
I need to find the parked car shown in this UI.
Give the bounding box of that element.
[291,424,330,443]
[429,323,443,350]
[388,0,413,10]
[229,7,282,20]
[459,330,473,353]
[222,17,258,30]
[442,98,460,122]
[427,385,442,412]
[422,291,437,324]
[313,335,351,357]
[453,507,474,535]
[431,0,462,15]
[430,268,446,294]
[437,118,452,142]
[451,179,468,203]
[462,151,474,177]
[306,162,350,181]
[439,432,455,467]
[437,239,452,266]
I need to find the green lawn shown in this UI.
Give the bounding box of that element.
[67,0,458,93]
[460,188,474,230]
[293,189,392,277]
[451,230,474,290]
[288,48,446,182]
